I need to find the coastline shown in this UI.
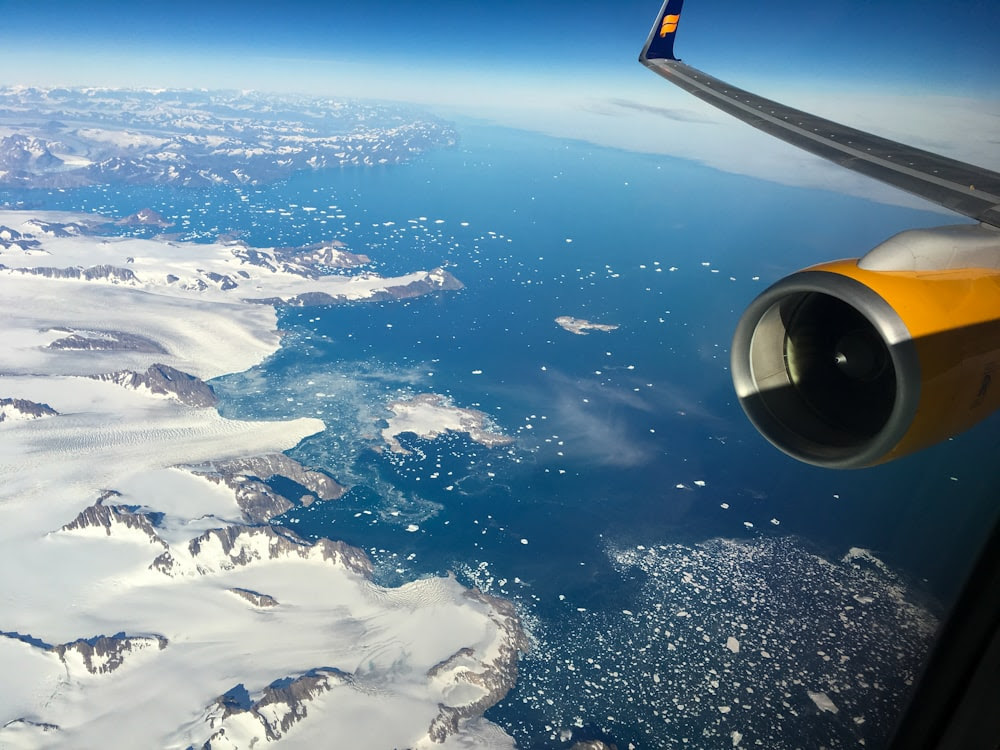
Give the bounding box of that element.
[0,210,524,748]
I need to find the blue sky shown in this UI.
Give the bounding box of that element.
[2,0,997,207]
[3,0,997,97]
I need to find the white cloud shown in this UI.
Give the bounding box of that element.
[442,75,1000,215]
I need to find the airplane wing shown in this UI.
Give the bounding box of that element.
[639,0,1000,228]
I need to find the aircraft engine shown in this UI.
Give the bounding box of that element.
[730,226,1000,468]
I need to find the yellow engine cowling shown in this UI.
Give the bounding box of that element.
[731,258,1000,468]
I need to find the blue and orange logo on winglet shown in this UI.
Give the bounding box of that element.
[642,0,685,61]
[660,13,680,37]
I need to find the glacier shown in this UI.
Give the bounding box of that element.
[0,210,524,748]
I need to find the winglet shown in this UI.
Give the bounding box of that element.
[640,0,686,63]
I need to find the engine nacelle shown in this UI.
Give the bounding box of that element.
[731,225,1000,468]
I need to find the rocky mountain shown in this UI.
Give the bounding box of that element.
[60,499,166,548]
[227,588,279,608]
[54,633,168,675]
[150,524,373,578]
[92,364,218,407]
[0,397,58,422]
[199,668,350,747]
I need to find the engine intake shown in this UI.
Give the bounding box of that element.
[732,258,1000,468]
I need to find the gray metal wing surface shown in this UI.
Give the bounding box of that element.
[639,0,1000,227]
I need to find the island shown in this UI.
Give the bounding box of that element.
[381,393,515,453]
[555,315,620,335]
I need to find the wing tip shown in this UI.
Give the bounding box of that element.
[640,0,686,63]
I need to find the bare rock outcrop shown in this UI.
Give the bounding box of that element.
[228,587,279,608]
[0,398,58,422]
[91,363,217,407]
[47,328,167,353]
[60,500,166,548]
[53,633,168,675]
[1,630,167,676]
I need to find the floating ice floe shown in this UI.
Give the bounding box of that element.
[808,691,840,714]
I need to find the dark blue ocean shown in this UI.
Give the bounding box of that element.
[7,123,999,748]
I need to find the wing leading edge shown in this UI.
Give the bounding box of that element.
[639,0,1000,228]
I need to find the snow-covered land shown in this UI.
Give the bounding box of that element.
[0,211,523,748]
[0,87,457,188]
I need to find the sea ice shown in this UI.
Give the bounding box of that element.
[808,690,840,714]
